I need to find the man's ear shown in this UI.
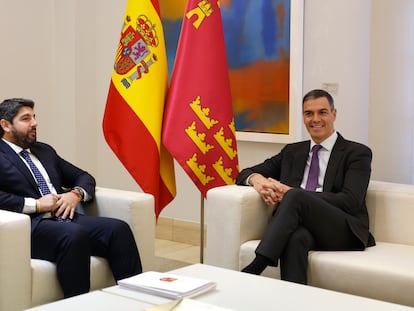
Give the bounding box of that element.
[0,119,11,133]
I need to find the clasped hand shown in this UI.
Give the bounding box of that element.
[249,174,292,205]
[37,192,81,220]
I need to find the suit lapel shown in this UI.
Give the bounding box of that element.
[0,140,40,192]
[284,141,310,187]
[323,133,346,191]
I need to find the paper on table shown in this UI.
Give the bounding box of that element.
[117,271,216,299]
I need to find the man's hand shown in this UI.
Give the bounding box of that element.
[249,174,292,205]
[54,192,81,220]
[37,193,59,212]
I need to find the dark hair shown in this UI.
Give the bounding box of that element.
[0,98,35,136]
[302,89,334,110]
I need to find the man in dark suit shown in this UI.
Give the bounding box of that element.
[0,98,142,297]
[238,89,375,284]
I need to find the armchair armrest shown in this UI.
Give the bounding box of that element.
[0,210,32,311]
[205,185,273,270]
[87,187,155,271]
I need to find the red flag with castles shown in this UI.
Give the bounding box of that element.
[162,0,239,196]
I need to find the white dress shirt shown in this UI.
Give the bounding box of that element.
[300,131,338,192]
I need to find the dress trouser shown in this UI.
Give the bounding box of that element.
[31,213,142,297]
[256,188,362,284]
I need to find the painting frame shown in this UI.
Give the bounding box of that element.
[235,0,304,144]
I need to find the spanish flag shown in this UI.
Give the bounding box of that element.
[103,0,176,217]
[162,0,239,197]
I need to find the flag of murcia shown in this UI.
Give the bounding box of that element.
[163,0,239,196]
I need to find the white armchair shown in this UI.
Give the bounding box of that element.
[205,181,414,307]
[205,185,275,275]
[0,187,155,311]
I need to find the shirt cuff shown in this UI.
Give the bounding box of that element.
[23,198,37,214]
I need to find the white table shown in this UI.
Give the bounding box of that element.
[26,264,413,311]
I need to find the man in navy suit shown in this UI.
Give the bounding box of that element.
[238,89,375,284]
[0,98,142,297]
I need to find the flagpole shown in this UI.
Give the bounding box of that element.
[200,193,205,263]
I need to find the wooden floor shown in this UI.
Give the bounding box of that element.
[154,239,204,272]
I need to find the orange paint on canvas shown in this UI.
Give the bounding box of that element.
[230,55,290,134]
[230,59,289,112]
[221,0,232,7]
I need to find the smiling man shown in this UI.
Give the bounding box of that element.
[237,89,375,284]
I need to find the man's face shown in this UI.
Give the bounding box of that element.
[2,106,37,149]
[303,97,336,144]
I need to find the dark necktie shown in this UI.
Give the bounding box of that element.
[20,150,51,195]
[20,150,71,222]
[305,145,322,191]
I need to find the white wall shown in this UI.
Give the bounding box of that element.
[0,0,54,137]
[0,0,413,223]
[369,0,414,183]
[303,0,371,144]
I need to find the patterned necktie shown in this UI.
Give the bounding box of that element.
[305,145,322,191]
[20,150,51,195]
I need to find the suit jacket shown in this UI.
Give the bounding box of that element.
[0,139,95,229]
[236,133,375,247]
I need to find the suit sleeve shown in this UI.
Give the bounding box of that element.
[236,149,284,185]
[0,191,26,213]
[32,143,96,199]
[54,154,96,199]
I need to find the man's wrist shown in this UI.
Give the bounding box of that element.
[71,187,84,201]
[246,173,258,186]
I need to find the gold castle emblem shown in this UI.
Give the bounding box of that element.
[184,95,237,186]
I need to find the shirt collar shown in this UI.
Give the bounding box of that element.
[310,131,338,151]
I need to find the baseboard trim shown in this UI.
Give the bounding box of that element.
[156,217,206,246]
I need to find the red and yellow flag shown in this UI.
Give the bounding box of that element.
[103,0,176,217]
[163,0,239,197]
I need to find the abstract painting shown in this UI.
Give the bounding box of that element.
[160,0,303,142]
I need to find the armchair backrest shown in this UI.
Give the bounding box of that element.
[366,180,414,246]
